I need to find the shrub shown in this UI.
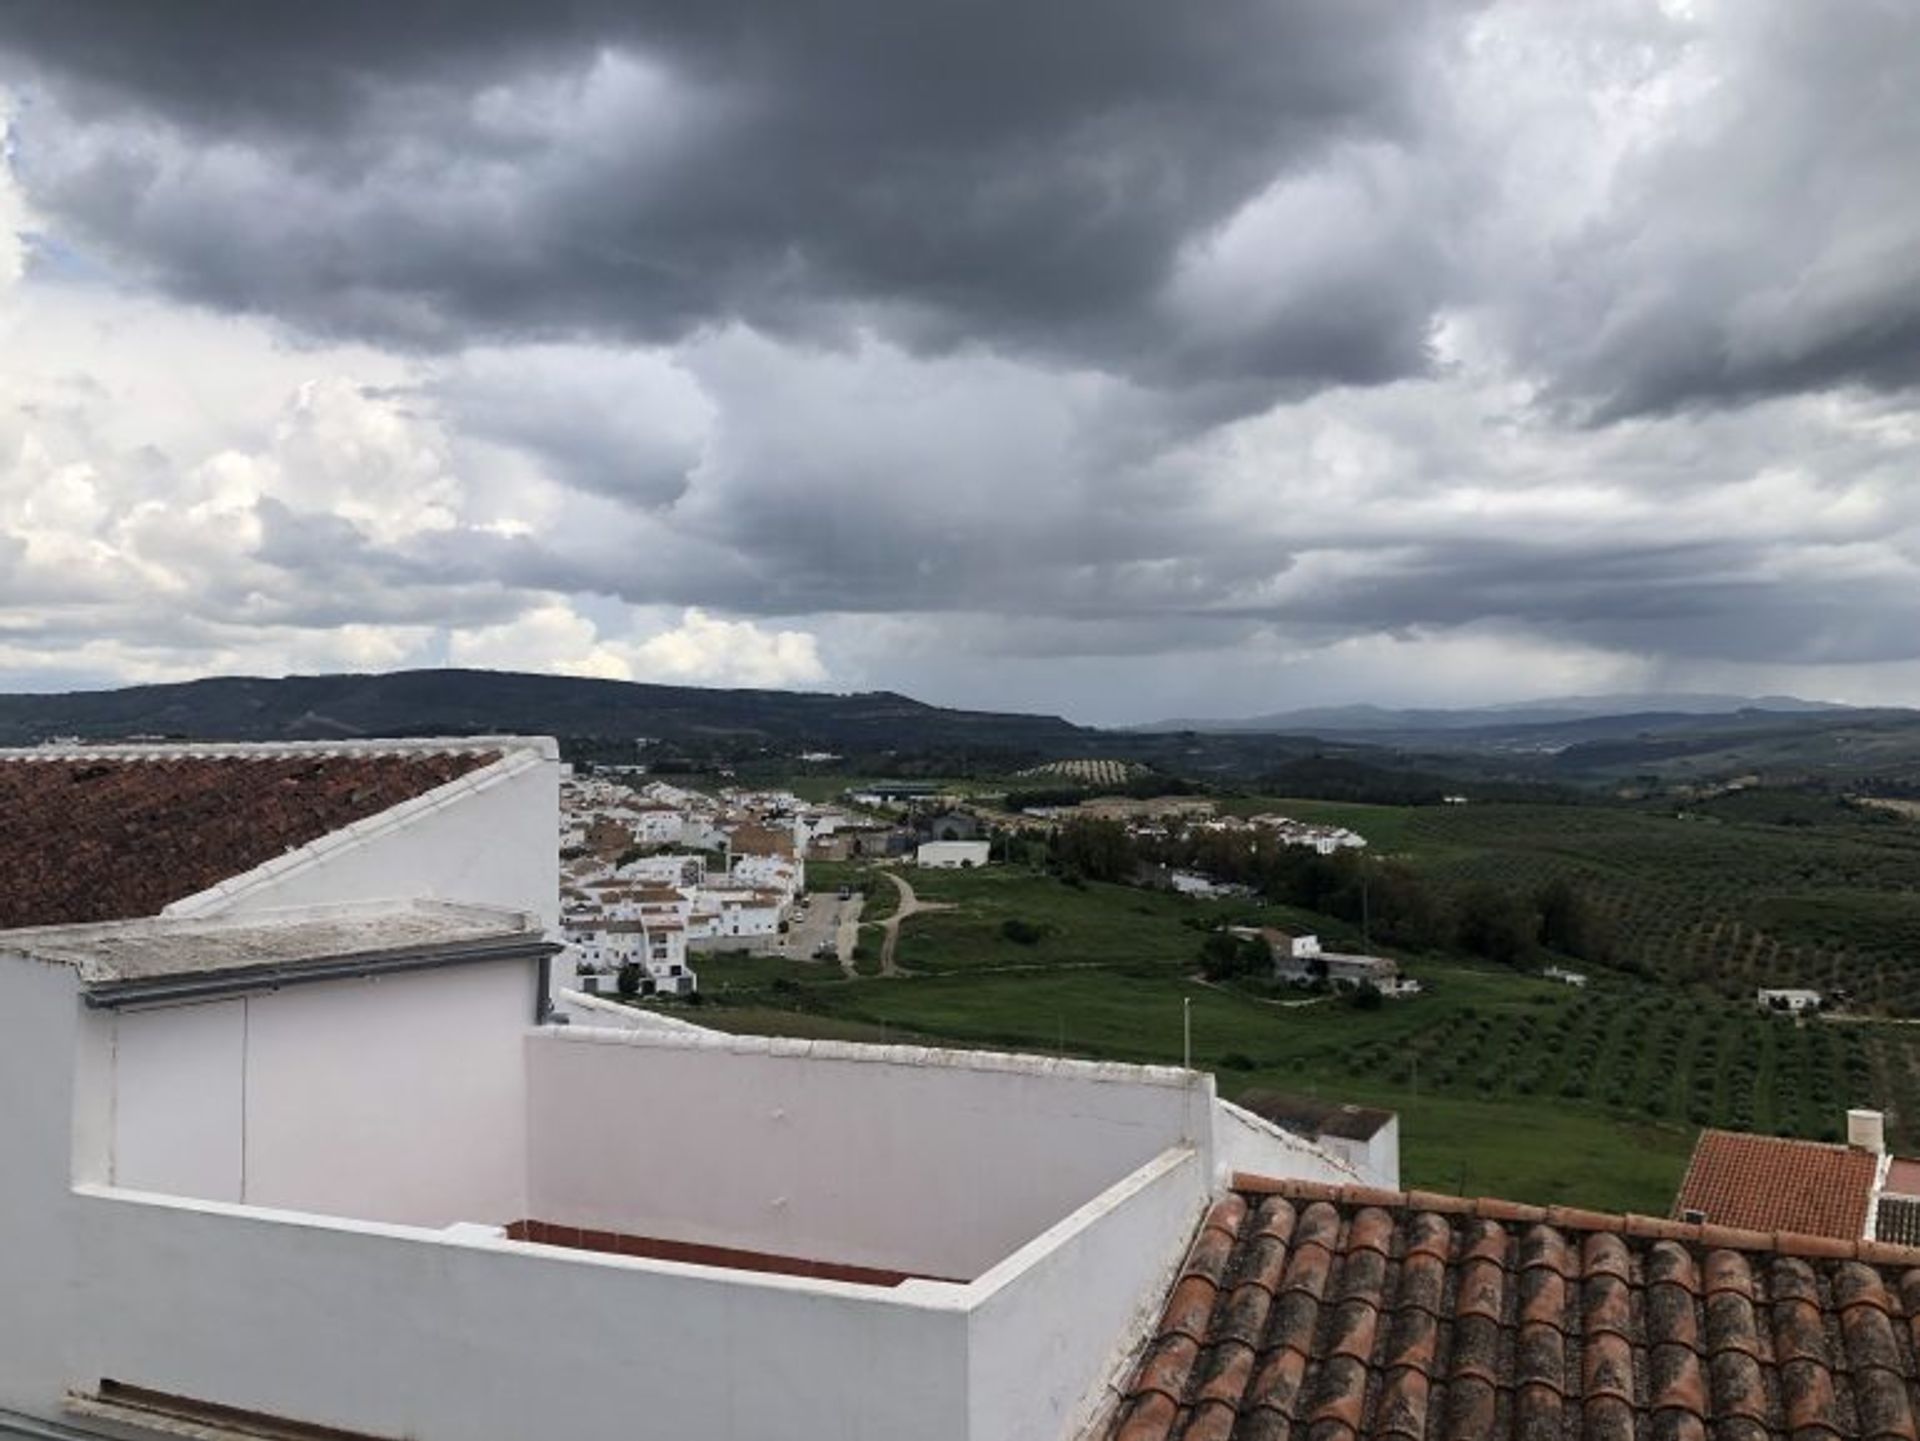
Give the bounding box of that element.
[1217,1052,1256,1072]
[1000,917,1045,945]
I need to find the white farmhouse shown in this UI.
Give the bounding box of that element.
[1758,986,1824,1014]
[917,839,991,869]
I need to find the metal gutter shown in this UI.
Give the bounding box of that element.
[82,935,561,1010]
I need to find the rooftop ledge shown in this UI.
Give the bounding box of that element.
[75,1143,1200,1308]
[549,1018,1201,1088]
[1,899,552,1004]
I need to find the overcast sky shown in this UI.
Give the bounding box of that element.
[2,2,1918,725]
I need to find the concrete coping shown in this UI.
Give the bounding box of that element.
[540,1020,1203,1089]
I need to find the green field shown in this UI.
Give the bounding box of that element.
[666,837,1920,1212]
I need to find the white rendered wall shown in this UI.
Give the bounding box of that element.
[0,960,86,1419]
[966,1148,1208,1441]
[67,1189,972,1441]
[917,841,990,868]
[168,749,562,935]
[1368,1115,1403,1190]
[1212,1099,1365,1187]
[56,1151,1205,1441]
[526,1030,1214,1279]
[111,1000,245,1202]
[106,960,535,1227]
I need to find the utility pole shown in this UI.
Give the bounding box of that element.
[1183,997,1192,1070]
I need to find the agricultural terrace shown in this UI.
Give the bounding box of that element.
[677,859,1920,1212]
[1014,758,1147,787]
[1367,799,1920,1012]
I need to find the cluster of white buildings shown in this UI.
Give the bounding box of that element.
[557,774,862,997]
[0,734,1390,1441]
[1240,812,1368,854]
[1228,926,1422,998]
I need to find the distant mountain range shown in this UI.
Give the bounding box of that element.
[7,672,1920,790]
[1138,693,1862,734]
[0,670,1090,754]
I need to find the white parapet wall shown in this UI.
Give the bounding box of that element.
[525,1026,1216,1280]
[65,1186,972,1441]
[50,1145,1210,1441]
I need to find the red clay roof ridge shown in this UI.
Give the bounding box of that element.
[1228,1170,1920,1265]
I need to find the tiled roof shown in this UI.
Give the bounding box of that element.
[1880,1196,1920,1249]
[0,751,493,929]
[1675,1129,1877,1239]
[1100,1175,1920,1441]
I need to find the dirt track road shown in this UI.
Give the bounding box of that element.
[876,869,954,975]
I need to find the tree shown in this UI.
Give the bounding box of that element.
[1345,981,1385,1011]
[1536,876,1618,966]
[616,961,643,998]
[1198,931,1269,981]
[1454,884,1540,968]
[1052,818,1135,883]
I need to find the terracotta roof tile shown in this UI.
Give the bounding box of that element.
[1096,1177,1920,1441]
[0,751,493,929]
[1675,1128,1878,1239]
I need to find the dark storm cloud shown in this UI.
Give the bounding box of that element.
[0,0,1456,394]
[6,1,1920,711]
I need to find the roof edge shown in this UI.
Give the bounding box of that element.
[83,931,560,1009]
[1227,1172,1920,1266]
[0,735,558,762]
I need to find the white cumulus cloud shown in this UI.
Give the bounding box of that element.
[624,607,827,689]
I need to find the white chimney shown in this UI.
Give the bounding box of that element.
[1849,1108,1886,1154]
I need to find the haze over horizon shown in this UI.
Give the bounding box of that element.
[3,3,1919,728]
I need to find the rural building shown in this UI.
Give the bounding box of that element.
[916,809,982,842]
[1672,1114,1889,1238]
[1229,926,1322,963]
[1758,986,1824,1013]
[1229,927,1420,997]
[917,839,990,868]
[1542,965,1589,987]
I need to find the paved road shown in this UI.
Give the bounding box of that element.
[779,894,853,970]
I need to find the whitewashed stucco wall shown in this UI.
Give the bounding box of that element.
[1211,1099,1372,1187]
[67,1190,974,1441]
[526,1028,1216,1279]
[101,961,535,1227]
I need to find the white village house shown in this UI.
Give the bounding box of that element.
[1229,926,1422,998]
[917,839,991,869]
[0,736,1386,1441]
